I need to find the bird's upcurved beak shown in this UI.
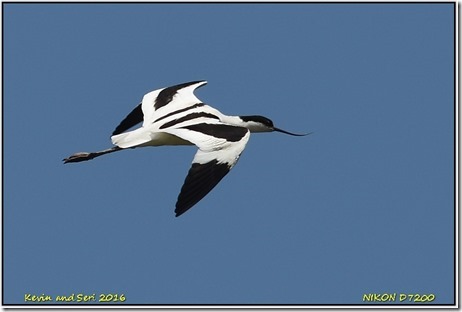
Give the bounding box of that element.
[273,127,311,136]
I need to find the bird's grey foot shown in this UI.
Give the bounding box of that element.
[63,152,94,164]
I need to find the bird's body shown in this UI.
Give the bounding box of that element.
[64,80,308,217]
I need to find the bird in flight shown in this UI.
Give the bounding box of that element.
[63,81,308,217]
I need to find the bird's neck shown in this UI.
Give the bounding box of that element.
[221,115,244,127]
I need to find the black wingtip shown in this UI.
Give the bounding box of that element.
[174,160,231,217]
[112,103,143,136]
[174,205,190,218]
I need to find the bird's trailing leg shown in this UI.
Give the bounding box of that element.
[63,146,123,164]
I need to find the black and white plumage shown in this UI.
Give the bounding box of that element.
[64,81,308,217]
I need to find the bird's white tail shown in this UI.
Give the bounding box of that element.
[111,127,152,148]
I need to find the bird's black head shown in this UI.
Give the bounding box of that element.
[240,115,274,129]
[239,115,309,136]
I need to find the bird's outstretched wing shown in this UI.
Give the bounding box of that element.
[162,122,250,217]
[141,80,207,127]
[111,80,250,216]
[112,104,143,136]
[111,80,207,136]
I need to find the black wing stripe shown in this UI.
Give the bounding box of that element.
[112,103,143,136]
[154,80,205,110]
[182,123,248,142]
[153,103,205,124]
[159,112,220,129]
[175,160,230,217]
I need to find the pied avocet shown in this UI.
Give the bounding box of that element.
[63,81,308,217]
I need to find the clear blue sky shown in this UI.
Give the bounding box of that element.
[4,3,455,306]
